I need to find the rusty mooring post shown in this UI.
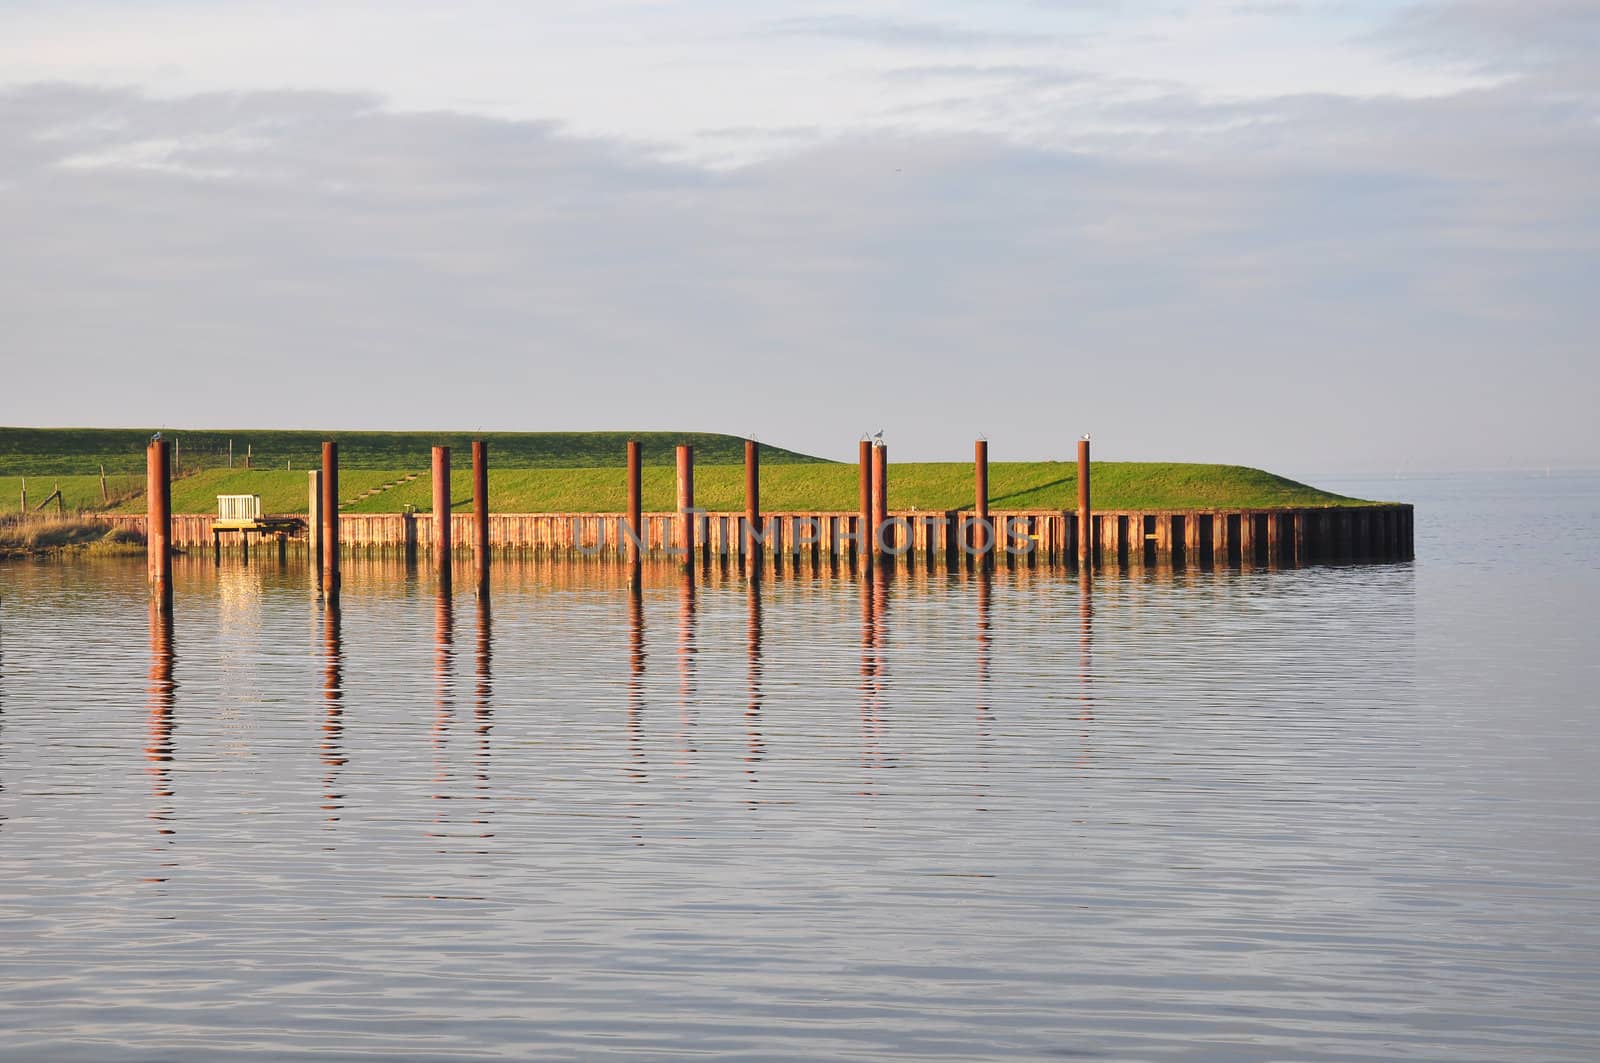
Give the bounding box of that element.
[871,442,889,563]
[974,438,990,565]
[676,444,695,570]
[1078,437,1092,570]
[321,441,340,595]
[857,440,873,573]
[471,440,489,594]
[432,445,452,587]
[146,438,172,610]
[307,469,322,571]
[626,439,642,574]
[745,439,762,579]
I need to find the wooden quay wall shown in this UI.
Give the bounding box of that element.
[101,504,1413,568]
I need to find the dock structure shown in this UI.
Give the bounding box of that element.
[111,503,1413,569]
[109,434,1415,579]
[210,494,299,564]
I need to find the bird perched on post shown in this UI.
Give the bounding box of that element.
[151,431,162,442]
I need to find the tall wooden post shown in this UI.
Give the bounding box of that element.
[471,440,489,594]
[432,445,452,587]
[626,440,642,572]
[1077,437,1092,570]
[676,444,695,569]
[307,469,322,571]
[146,438,172,610]
[975,439,990,564]
[857,440,873,573]
[871,443,888,563]
[744,439,762,579]
[321,442,339,595]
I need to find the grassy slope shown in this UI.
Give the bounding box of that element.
[88,461,1378,515]
[0,427,825,476]
[1,473,147,513]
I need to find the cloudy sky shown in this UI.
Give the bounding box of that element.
[2,1,1594,472]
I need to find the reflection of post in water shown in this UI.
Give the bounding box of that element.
[625,583,647,786]
[676,575,697,765]
[974,567,994,809]
[744,580,764,791]
[146,599,177,837]
[320,597,345,822]
[1077,573,1095,769]
[472,591,493,832]
[429,587,455,837]
[858,568,890,795]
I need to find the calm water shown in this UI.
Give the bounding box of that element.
[2,474,1597,1061]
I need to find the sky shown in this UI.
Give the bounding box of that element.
[1,1,1595,473]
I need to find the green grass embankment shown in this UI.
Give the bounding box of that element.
[86,461,1375,515]
[0,428,824,476]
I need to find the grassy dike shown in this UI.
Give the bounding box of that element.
[66,460,1375,515]
[0,428,824,476]
[1,427,1386,517]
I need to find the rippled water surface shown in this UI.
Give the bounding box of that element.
[3,474,1597,1061]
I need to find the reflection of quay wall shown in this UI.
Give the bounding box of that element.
[99,505,1413,566]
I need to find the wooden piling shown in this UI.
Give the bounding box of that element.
[857,440,873,573]
[745,439,762,579]
[676,444,695,569]
[432,445,453,586]
[321,441,339,595]
[307,469,322,572]
[472,440,489,593]
[146,438,172,610]
[871,443,888,563]
[626,440,642,571]
[974,439,990,564]
[1077,438,1092,570]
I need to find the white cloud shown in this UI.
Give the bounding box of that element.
[1,79,1594,470]
[0,1,1496,165]
[0,2,1594,469]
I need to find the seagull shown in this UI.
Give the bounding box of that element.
[151,431,162,442]
[872,429,885,445]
